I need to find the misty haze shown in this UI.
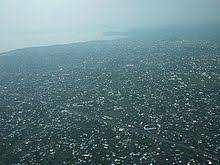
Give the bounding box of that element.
[0,0,220,164]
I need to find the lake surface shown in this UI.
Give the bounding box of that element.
[0,27,127,53]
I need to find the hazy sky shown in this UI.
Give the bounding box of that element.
[0,0,220,52]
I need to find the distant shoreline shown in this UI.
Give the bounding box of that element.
[0,32,128,55]
[0,30,128,55]
[0,36,128,56]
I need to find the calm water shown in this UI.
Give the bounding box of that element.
[0,27,126,53]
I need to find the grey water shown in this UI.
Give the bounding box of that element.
[0,26,127,53]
